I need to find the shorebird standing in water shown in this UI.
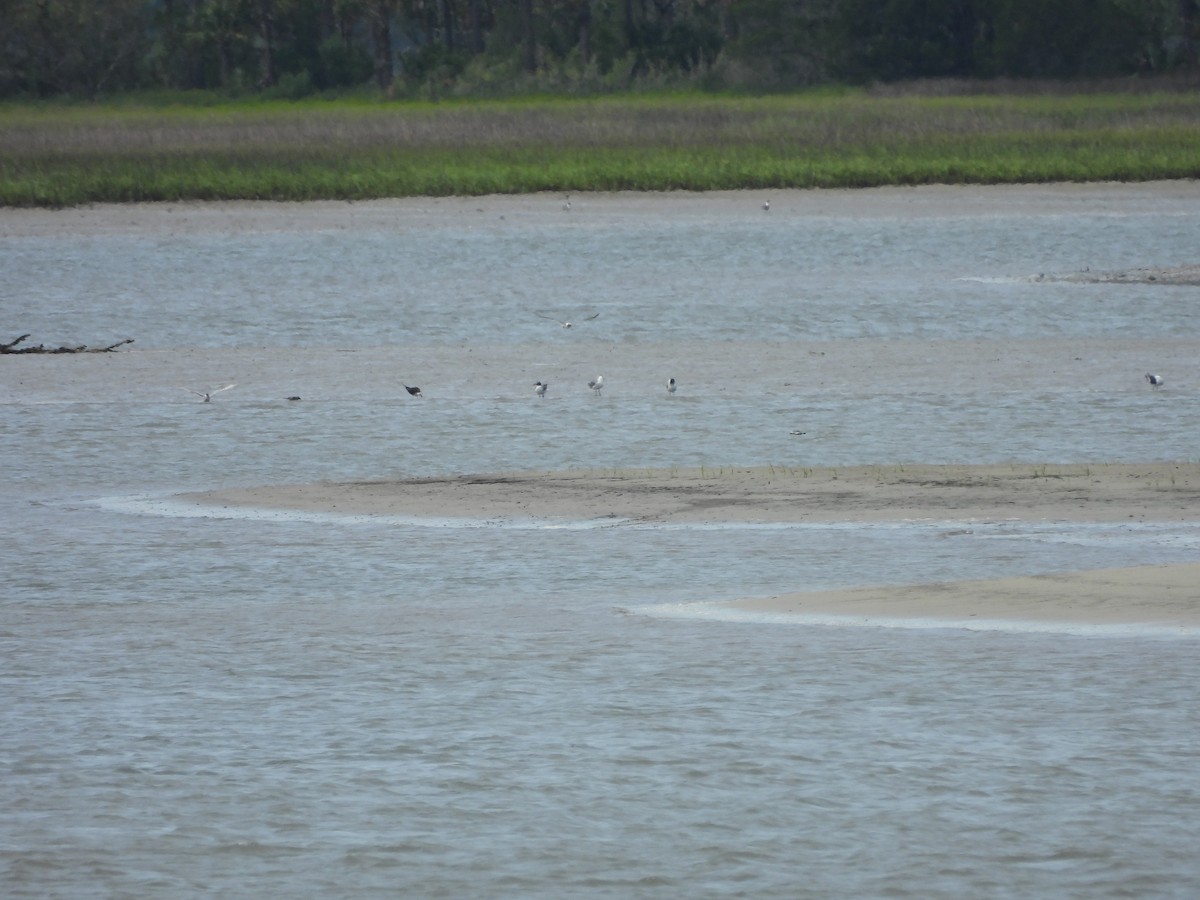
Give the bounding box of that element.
[536,312,599,329]
[762,199,771,212]
[534,381,548,398]
[1145,373,1165,388]
[666,377,677,394]
[404,385,423,397]
[189,384,236,402]
[588,375,604,396]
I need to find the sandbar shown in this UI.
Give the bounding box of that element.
[186,463,1200,629]
[188,462,1200,525]
[721,563,1200,631]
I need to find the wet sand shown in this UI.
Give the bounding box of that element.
[725,563,1200,630]
[186,463,1200,628]
[188,463,1200,525]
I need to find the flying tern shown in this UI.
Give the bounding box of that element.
[537,312,599,329]
[189,384,236,402]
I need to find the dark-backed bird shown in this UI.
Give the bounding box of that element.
[1145,373,1165,388]
[588,375,604,395]
[404,385,423,397]
[534,381,548,398]
[666,377,677,394]
[189,384,236,403]
[537,312,599,329]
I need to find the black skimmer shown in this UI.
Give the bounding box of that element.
[537,312,599,329]
[1145,373,1165,388]
[189,384,236,402]
[588,375,604,395]
[666,377,677,394]
[534,381,548,398]
[404,385,423,397]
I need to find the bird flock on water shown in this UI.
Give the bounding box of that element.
[182,200,1170,408]
[190,354,1169,406]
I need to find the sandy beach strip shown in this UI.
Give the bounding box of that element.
[5,182,1200,241]
[188,462,1200,525]
[185,463,1200,629]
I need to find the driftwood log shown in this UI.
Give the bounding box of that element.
[1,334,134,354]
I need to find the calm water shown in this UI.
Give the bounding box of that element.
[3,187,1200,898]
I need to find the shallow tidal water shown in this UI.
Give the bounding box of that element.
[3,186,1200,897]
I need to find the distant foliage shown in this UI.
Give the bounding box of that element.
[0,0,1196,98]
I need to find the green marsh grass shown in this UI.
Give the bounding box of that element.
[2,90,1199,206]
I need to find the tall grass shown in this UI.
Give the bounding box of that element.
[2,90,1198,206]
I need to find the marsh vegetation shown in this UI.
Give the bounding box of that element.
[3,86,1199,206]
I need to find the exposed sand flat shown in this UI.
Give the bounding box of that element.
[187,462,1200,525]
[1040,264,1200,285]
[184,463,1200,629]
[4,180,1200,239]
[724,563,1200,629]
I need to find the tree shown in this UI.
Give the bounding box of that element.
[0,0,1196,98]
[367,0,398,87]
[984,0,1168,77]
[520,0,537,72]
[0,0,153,95]
[830,0,987,82]
[726,0,839,85]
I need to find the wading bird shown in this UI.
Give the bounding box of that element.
[588,375,604,396]
[534,381,548,398]
[1145,373,1165,388]
[666,377,677,394]
[404,385,423,397]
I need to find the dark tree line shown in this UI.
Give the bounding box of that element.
[1,0,1196,98]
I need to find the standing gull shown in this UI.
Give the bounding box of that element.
[537,312,599,329]
[534,381,548,398]
[404,385,424,397]
[588,375,604,396]
[666,377,677,394]
[189,384,236,402]
[1145,373,1165,388]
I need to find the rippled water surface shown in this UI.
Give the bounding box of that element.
[3,186,1200,898]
